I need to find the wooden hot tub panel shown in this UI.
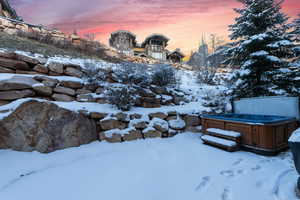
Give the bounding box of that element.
[202,118,299,155]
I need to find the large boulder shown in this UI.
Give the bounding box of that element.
[0,76,40,91]
[0,57,31,71]
[0,100,97,153]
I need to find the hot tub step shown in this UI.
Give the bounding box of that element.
[206,128,241,143]
[201,135,240,152]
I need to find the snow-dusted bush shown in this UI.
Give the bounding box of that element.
[113,62,151,87]
[201,89,231,114]
[83,62,108,86]
[151,64,178,87]
[106,86,137,111]
[196,66,217,85]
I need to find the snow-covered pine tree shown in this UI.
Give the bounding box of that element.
[290,14,300,42]
[287,14,300,95]
[228,0,294,98]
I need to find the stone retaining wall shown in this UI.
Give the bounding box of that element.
[85,110,202,143]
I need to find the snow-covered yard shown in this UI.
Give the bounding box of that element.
[0,133,297,200]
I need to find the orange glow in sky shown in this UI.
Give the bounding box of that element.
[12,0,300,54]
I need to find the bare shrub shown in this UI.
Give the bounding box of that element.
[16,30,111,60]
[113,62,151,87]
[196,65,217,85]
[83,62,108,87]
[106,86,136,111]
[151,64,178,87]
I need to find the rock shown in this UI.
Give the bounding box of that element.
[129,119,148,129]
[76,89,92,95]
[77,94,96,102]
[94,87,104,95]
[115,112,130,122]
[0,66,14,73]
[33,85,53,96]
[16,54,40,66]
[64,67,83,78]
[0,100,97,153]
[123,128,143,141]
[33,64,48,74]
[52,93,74,102]
[0,57,31,71]
[150,118,169,133]
[15,70,39,75]
[168,117,186,130]
[149,112,167,120]
[167,111,178,116]
[168,129,179,137]
[0,89,35,100]
[141,97,161,108]
[136,88,156,98]
[130,113,142,120]
[90,112,107,120]
[150,86,168,95]
[143,127,162,138]
[48,71,62,76]
[100,118,127,131]
[48,62,64,74]
[184,114,201,126]
[166,115,178,121]
[0,100,10,106]
[0,76,40,91]
[99,131,122,143]
[42,80,58,88]
[60,81,83,89]
[54,86,76,96]
[161,95,173,105]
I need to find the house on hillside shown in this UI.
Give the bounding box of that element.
[0,0,21,20]
[110,31,183,62]
[141,34,169,61]
[109,30,137,56]
[167,48,185,63]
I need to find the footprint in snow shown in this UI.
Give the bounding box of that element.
[195,176,210,191]
[222,187,232,200]
[232,158,243,166]
[251,165,262,171]
[220,170,234,178]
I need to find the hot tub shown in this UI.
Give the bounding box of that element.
[202,113,299,155]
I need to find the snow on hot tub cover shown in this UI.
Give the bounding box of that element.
[202,113,296,124]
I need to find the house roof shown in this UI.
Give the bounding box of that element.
[168,49,185,58]
[142,34,169,47]
[110,30,136,38]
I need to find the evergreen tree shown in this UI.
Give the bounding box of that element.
[290,14,300,42]
[227,0,294,98]
[287,14,300,95]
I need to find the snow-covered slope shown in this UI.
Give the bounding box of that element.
[0,133,297,200]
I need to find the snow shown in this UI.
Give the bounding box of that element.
[250,50,269,57]
[0,73,84,83]
[149,118,169,130]
[0,133,297,200]
[168,117,186,129]
[201,135,237,147]
[289,128,300,143]
[103,127,136,137]
[207,128,241,137]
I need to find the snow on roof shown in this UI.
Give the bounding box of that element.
[111,30,136,38]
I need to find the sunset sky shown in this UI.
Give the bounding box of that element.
[10,0,300,54]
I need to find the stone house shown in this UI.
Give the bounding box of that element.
[167,49,185,64]
[109,31,185,63]
[109,30,137,56]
